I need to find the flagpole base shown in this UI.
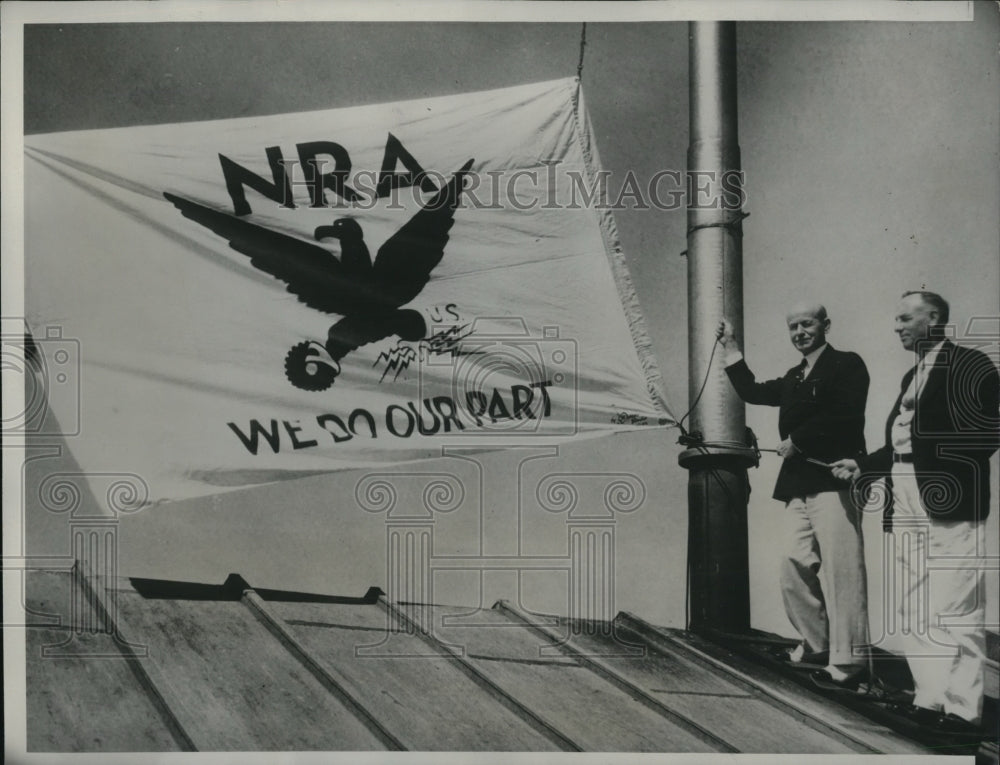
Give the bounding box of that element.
[681,452,753,634]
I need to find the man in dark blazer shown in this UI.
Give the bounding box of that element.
[717,304,870,686]
[832,291,999,728]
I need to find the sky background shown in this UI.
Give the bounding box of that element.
[18,5,1000,642]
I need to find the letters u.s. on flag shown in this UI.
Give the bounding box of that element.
[23,78,674,506]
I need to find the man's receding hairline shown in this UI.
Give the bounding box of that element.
[897,291,950,327]
[899,292,935,314]
[786,303,828,322]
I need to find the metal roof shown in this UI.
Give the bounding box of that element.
[19,568,972,754]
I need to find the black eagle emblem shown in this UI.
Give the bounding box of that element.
[164,158,474,391]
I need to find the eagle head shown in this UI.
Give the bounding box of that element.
[314,217,363,243]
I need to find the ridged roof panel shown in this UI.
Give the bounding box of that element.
[22,569,941,754]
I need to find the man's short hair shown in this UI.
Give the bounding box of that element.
[902,290,950,325]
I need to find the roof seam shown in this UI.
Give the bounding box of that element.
[617,612,888,754]
[238,586,405,750]
[377,596,584,752]
[71,563,198,751]
[494,600,739,753]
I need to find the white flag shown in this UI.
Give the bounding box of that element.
[24,78,673,505]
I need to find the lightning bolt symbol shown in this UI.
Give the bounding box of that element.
[374,343,418,383]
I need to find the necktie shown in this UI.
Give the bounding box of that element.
[794,358,808,383]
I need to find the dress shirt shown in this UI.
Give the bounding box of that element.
[891,340,945,455]
[799,343,828,380]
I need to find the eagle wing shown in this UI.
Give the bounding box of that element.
[163,193,361,315]
[372,158,474,306]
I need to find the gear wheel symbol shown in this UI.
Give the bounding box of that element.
[284,341,340,391]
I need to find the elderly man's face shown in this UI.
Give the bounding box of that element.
[894,293,939,351]
[786,308,829,355]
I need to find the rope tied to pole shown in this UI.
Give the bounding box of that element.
[576,22,587,82]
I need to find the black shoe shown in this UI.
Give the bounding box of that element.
[932,712,981,736]
[899,706,980,736]
[869,684,913,706]
[903,705,942,726]
[810,667,868,692]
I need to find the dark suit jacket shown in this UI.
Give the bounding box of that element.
[857,340,1000,524]
[726,344,869,502]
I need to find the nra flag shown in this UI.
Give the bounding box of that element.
[23,78,673,505]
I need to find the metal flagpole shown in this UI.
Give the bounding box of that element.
[678,21,758,635]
